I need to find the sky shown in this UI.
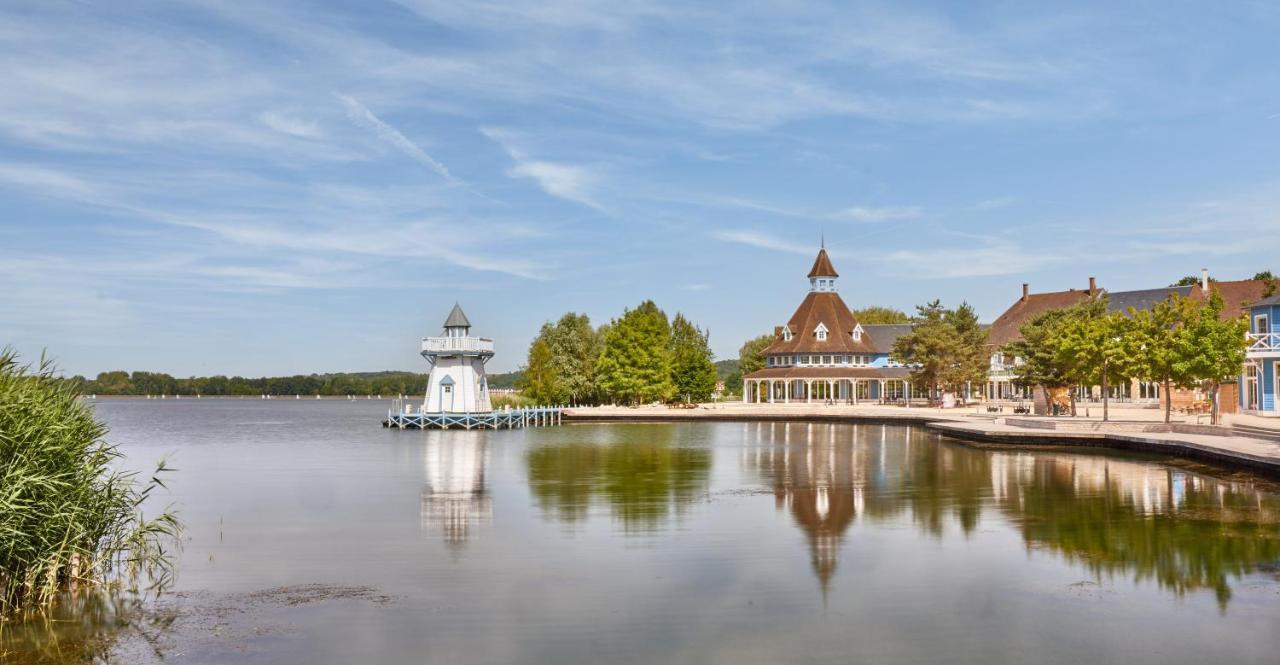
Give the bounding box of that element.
[3,1,1280,377]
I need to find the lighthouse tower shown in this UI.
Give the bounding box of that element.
[422,303,494,414]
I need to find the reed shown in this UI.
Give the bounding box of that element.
[0,349,181,617]
[490,392,536,409]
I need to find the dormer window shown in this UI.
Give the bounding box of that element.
[814,323,829,341]
[852,323,864,342]
[782,326,793,342]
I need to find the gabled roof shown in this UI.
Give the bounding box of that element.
[861,324,913,354]
[807,248,838,279]
[443,303,471,329]
[1205,279,1274,318]
[763,291,876,355]
[987,289,1093,347]
[1249,293,1280,308]
[1106,286,1194,316]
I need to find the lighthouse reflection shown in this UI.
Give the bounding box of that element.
[421,433,492,554]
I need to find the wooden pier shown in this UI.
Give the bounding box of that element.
[384,405,563,430]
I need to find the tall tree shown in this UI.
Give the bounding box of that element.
[892,301,988,403]
[540,313,604,404]
[669,314,718,403]
[1005,307,1075,415]
[596,301,675,405]
[850,306,910,324]
[1055,297,1131,421]
[519,338,561,404]
[1124,294,1197,423]
[1176,292,1250,424]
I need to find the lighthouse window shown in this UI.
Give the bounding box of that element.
[443,385,452,394]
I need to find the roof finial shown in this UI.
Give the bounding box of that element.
[820,230,825,249]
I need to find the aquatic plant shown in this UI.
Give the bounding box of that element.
[0,349,181,617]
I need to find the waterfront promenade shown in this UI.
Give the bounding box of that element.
[564,402,1280,476]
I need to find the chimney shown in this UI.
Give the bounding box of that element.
[1021,283,1029,302]
[1088,276,1097,295]
[1201,268,1209,291]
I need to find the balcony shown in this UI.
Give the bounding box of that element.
[422,336,495,355]
[1247,332,1280,357]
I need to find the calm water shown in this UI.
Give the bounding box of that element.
[6,399,1280,664]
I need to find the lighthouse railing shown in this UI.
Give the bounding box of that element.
[421,337,495,354]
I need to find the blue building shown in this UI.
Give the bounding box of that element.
[1241,294,1280,416]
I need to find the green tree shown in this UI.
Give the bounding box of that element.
[537,313,604,404]
[892,301,988,403]
[1005,307,1075,415]
[596,301,675,405]
[737,334,773,377]
[669,313,718,403]
[1055,297,1131,421]
[1125,294,1197,423]
[850,306,910,324]
[1176,292,1250,424]
[519,338,561,404]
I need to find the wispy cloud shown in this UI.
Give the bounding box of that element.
[834,205,923,222]
[334,92,454,181]
[480,127,603,211]
[712,229,816,256]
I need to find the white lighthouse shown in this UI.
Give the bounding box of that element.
[421,303,494,414]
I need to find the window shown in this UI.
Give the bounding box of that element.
[782,326,793,342]
[1257,315,1270,334]
[822,355,831,365]
[852,324,863,342]
[815,323,829,341]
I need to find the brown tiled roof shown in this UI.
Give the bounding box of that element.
[762,292,877,355]
[807,248,838,278]
[1202,279,1274,319]
[744,367,914,380]
[987,289,1093,348]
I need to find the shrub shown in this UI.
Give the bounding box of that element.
[0,350,181,616]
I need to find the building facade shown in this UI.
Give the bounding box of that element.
[1241,294,1280,416]
[422,303,494,413]
[743,248,918,404]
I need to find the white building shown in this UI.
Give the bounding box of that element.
[422,303,494,414]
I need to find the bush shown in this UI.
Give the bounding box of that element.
[0,350,181,616]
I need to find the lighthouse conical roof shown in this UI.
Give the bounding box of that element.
[443,303,471,328]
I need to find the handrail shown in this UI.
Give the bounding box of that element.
[421,336,495,353]
[1247,332,1279,352]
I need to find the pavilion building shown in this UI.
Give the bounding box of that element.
[743,247,918,404]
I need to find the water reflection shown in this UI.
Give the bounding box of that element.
[0,593,137,664]
[525,425,711,531]
[741,422,1280,606]
[421,433,492,553]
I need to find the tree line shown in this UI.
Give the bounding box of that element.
[520,301,718,405]
[1005,292,1247,423]
[65,370,523,397]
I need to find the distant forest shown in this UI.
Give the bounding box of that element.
[68,369,523,396]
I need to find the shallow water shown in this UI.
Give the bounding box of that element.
[6,399,1280,664]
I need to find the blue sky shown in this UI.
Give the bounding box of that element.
[3,1,1279,377]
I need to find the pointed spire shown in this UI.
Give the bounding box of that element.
[443,302,471,329]
[807,247,838,279]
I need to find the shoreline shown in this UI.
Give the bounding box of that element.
[563,404,1280,477]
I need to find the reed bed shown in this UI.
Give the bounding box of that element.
[0,349,181,617]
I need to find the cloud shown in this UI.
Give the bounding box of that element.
[834,206,922,222]
[681,283,710,291]
[970,196,1016,211]
[260,110,323,139]
[480,127,603,210]
[712,229,815,256]
[334,92,454,181]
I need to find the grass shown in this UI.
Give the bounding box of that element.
[490,392,538,409]
[0,349,181,618]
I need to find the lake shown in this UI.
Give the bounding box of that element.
[6,399,1280,664]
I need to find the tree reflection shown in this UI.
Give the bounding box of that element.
[742,422,1280,607]
[525,425,711,532]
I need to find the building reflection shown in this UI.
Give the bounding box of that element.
[742,422,1280,607]
[421,433,492,554]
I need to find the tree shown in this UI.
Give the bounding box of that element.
[850,306,910,324]
[669,314,718,403]
[1171,275,1216,287]
[1005,307,1075,415]
[1176,292,1250,425]
[1124,294,1198,423]
[892,301,988,403]
[519,338,561,404]
[738,334,773,378]
[539,313,604,404]
[596,300,675,405]
[1055,297,1131,421]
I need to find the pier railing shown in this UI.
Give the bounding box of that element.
[421,336,495,354]
[1247,332,1279,355]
